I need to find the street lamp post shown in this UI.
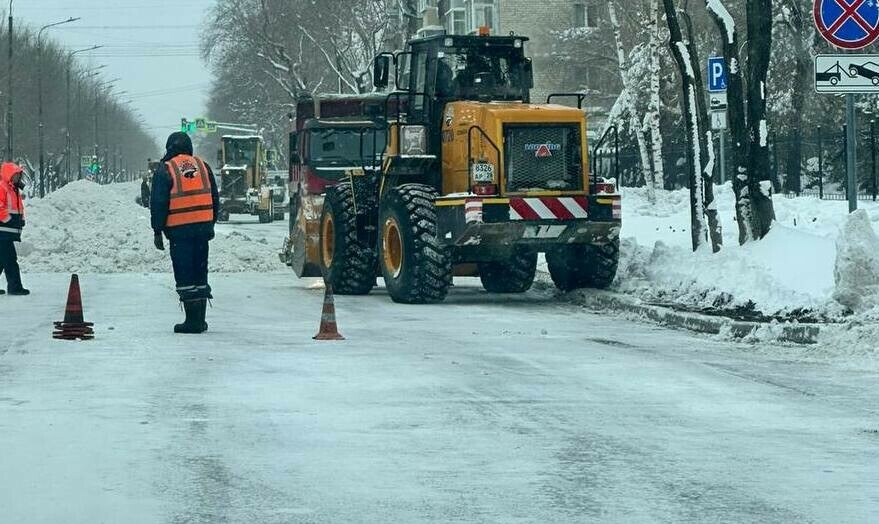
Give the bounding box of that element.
[94,78,119,182]
[66,46,101,185]
[38,16,80,197]
[76,67,103,180]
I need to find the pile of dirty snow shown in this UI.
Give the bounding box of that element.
[570,183,879,320]
[16,181,286,274]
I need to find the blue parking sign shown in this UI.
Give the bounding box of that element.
[708,57,727,92]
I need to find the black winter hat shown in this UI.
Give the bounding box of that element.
[162,131,194,161]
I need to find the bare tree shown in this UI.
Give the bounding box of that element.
[706,0,775,243]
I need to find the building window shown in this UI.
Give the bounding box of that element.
[445,0,467,34]
[469,1,498,32]
[574,2,598,29]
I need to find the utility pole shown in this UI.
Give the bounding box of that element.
[6,0,13,161]
[38,16,80,197]
[846,94,858,213]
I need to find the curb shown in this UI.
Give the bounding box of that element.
[563,290,822,345]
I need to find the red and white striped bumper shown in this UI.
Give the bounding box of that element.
[508,197,590,221]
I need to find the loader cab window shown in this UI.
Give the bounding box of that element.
[435,46,528,102]
[225,139,257,167]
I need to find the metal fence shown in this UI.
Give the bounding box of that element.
[590,122,879,200]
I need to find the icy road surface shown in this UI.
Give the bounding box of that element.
[1,274,877,523]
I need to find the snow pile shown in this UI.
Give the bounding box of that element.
[833,210,879,312]
[600,183,879,318]
[16,180,285,274]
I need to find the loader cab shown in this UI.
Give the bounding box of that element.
[374,34,533,165]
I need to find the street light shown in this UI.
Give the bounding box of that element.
[73,67,105,179]
[94,77,119,182]
[65,45,102,184]
[38,16,81,197]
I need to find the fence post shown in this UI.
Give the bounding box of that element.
[818,125,824,199]
[872,119,877,201]
[843,123,848,199]
[613,125,619,182]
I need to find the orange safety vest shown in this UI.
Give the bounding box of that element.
[0,162,24,237]
[165,154,215,228]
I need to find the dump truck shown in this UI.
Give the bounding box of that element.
[280,94,389,276]
[217,134,277,223]
[293,32,622,303]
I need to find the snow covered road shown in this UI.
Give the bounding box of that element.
[1,274,877,523]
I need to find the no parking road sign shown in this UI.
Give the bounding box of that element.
[814,0,879,50]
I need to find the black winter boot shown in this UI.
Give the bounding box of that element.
[196,299,208,333]
[174,301,203,334]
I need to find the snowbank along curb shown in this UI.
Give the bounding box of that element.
[565,290,821,345]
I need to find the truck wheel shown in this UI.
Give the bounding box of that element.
[258,210,271,224]
[547,240,620,291]
[479,249,537,293]
[379,184,451,304]
[218,209,231,222]
[320,183,376,295]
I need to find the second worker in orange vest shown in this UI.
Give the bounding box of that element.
[151,132,220,334]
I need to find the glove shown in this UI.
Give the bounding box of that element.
[154,233,165,251]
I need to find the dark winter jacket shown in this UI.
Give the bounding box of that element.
[0,162,25,242]
[151,132,220,240]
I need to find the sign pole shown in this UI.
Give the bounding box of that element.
[846,93,858,213]
[718,129,726,185]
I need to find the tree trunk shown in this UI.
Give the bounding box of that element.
[647,0,666,192]
[746,0,777,238]
[682,10,722,252]
[706,0,756,244]
[662,0,707,251]
[784,1,808,196]
[608,1,655,202]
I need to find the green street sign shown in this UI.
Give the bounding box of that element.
[80,155,91,168]
[180,118,197,133]
[206,121,218,133]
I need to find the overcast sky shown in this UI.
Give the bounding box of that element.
[17,0,216,148]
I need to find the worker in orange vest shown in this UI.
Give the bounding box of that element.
[151,132,219,333]
[0,162,29,296]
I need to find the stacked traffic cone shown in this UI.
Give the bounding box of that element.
[313,281,345,341]
[53,274,95,341]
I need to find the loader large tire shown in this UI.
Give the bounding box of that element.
[547,239,620,292]
[320,183,376,295]
[479,249,537,293]
[379,184,451,304]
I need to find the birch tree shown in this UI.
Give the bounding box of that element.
[608,1,655,201]
[646,0,666,192]
[662,0,709,251]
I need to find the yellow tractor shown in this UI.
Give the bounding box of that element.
[310,33,622,303]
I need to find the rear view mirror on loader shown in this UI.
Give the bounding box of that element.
[374,55,391,90]
[524,59,534,89]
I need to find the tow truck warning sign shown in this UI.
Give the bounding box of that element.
[815,54,879,93]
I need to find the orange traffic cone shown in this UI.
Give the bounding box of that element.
[313,282,345,341]
[53,274,95,341]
